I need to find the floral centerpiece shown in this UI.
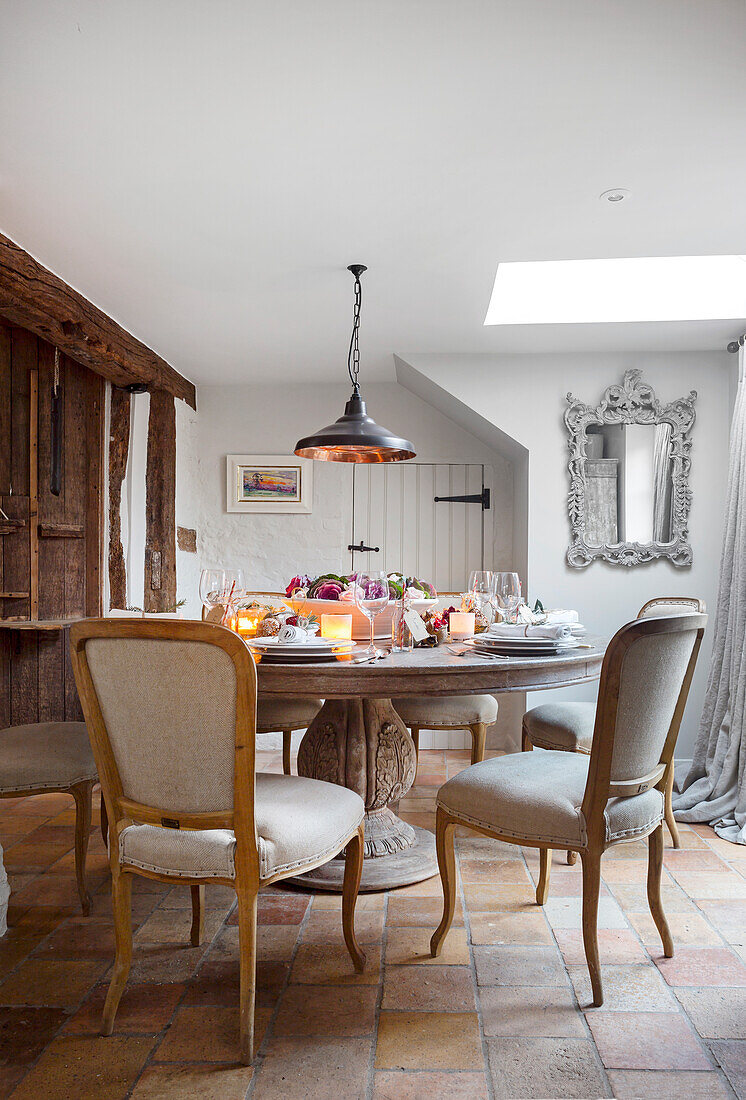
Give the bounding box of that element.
[285,572,436,602]
[284,572,438,642]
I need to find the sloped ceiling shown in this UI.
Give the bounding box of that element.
[1,1,745,384]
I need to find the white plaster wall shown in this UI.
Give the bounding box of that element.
[175,398,202,619]
[399,350,732,758]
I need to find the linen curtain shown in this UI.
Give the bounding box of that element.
[673,347,746,843]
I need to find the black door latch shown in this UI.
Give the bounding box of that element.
[348,541,380,553]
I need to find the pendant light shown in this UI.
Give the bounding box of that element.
[294,265,416,463]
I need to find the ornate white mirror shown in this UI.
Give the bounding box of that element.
[565,370,697,568]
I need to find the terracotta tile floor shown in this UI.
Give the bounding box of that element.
[0,748,743,1098]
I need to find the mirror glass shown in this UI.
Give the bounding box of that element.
[585,424,674,547]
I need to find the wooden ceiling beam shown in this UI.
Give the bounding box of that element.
[0,232,196,408]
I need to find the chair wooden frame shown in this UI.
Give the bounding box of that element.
[409,721,488,780]
[522,596,706,863]
[0,777,95,915]
[70,618,365,1064]
[432,612,706,1006]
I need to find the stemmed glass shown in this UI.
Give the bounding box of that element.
[199,569,227,615]
[223,569,245,601]
[494,572,522,623]
[469,570,495,624]
[354,571,390,657]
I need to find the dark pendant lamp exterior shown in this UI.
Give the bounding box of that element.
[294,265,416,463]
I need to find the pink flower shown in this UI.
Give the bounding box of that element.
[315,580,344,601]
[285,575,310,597]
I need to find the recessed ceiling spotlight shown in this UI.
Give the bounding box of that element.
[600,188,630,203]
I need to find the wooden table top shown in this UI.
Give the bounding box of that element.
[256,638,607,698]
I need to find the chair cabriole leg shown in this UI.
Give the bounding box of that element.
[342,823,366,973]
[470,722,486,765]
[580,849,603,1006]
[430,808,458,957]
[71,780,93,915]
[282,730,292,776]
[536,847,551,904]
[647,823,673,957]
[236,885,258,1064]
[664,766,680,848]
[190,885,205,946]
[102,869,133,1035]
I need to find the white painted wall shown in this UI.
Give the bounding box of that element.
[398,350,732,758]
[175,398,202,619]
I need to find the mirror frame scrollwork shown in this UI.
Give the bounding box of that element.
[565,369,697,569]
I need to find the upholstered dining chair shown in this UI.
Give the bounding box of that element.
[70,618,366,1064]
[0,722,97,914]
[204,595,322,775]
[431,610,706,1006]
[394,695,497,776]
[522,596,705,858]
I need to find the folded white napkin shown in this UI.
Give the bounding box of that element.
[542,609,579,625]
[278,624,306,643]
[489,623,576,642]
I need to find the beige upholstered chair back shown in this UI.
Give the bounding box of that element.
[638,596,706,619]
[587,613,706,803]
[70,620,257,817]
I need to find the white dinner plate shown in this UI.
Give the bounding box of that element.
[247,637,354,652]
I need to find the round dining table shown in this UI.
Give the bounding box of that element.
[256,639,606,891]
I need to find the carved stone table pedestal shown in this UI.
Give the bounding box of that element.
[292,697,437,891]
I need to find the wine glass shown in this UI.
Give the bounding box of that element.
[494,572,522,623]
[223,569,245,601]
[199,569,227,614]
[469,570,495,624]
[354,571,390,657]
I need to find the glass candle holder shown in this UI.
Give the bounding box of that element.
[321,614,353,641]
[234,609,267,637]
[449,611,475,640]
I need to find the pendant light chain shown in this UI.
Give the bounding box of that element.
[347,271,363,392]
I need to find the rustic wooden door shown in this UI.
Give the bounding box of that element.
[351,463,488,592]
[0,320,104,725]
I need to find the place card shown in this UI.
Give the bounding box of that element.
[404,608,429,643]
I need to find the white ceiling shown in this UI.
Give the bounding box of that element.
[2,1,745,386]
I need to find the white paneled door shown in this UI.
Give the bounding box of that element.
[351,464,489,591]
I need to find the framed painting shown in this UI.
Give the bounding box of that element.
[226,454,313,514]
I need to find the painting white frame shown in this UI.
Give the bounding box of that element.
[226,454,313,514]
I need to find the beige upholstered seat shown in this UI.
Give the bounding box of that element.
[0,722,98,914]
[70,618,367,1064]
[120,772,363,880]
[438,750,663,848]
[431,610,707,1008]
[522,702,594,754]
[256,696,323,776]
[396,695,497,728]
[394,694,497,772]
[521,598,705,853]
[0,722,97,792]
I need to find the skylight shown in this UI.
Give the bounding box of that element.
[484,256,746,326]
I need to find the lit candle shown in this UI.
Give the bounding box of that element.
[449,612,475,641]
[234,609,267,637]
[321,613,353,641]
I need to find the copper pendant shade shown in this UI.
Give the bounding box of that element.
[294,265,416,463]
